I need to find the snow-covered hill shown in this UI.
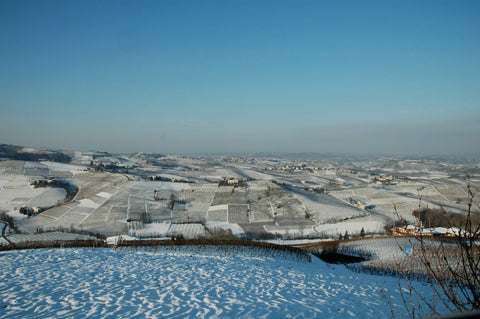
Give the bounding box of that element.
[0,246,446,318]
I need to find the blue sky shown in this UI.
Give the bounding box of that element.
[1,0,479,154]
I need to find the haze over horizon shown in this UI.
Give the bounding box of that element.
[1,0,479,155]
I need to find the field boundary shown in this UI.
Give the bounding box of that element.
[0,238,313,263]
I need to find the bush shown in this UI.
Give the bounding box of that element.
[0,212,19,233]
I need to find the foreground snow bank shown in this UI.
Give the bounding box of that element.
[0,247,446,318]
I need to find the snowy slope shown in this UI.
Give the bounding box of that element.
[0,247,447,318]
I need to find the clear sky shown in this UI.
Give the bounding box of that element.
[1,0,479,155]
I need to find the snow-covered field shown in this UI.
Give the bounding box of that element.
[0,174,66,215]
[313,217,385,237]
[0,246,446,318]
[3,232,97,245]
[39,161,86,176]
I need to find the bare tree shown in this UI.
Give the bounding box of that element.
[416,182,480,313]
[169,194,176,210]
[389,177,480,318]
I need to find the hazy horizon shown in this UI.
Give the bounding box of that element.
[1,0,479,155]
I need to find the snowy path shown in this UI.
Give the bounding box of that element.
[0,247,442,318]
